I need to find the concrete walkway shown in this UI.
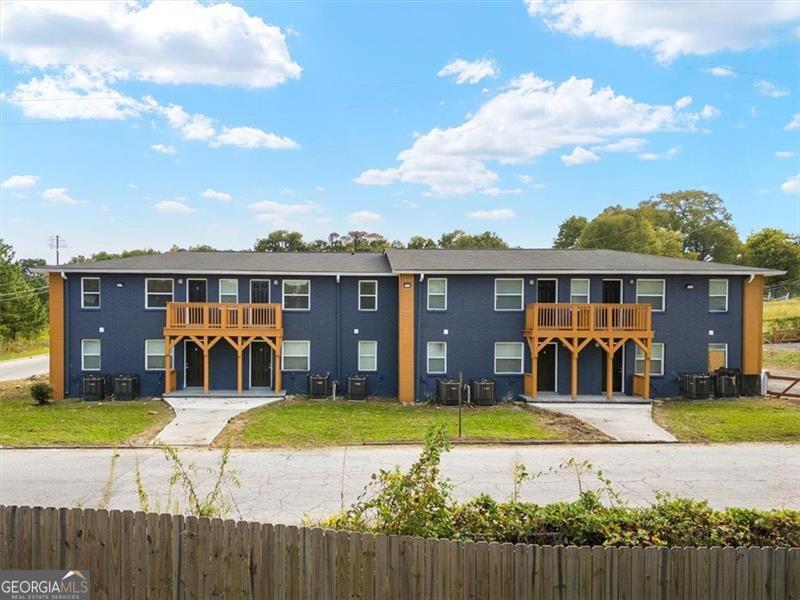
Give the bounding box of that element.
[531,402,677,442]
[0,354,48,381]
[154,396,283,446]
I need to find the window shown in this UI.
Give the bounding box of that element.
[81,277,101,309]
[282,280,310,311]
[636,279,665,312]
[635,342,664,376]
[358,340,378,372]
[358,280,378,311]
[494,278,524,311]
[282,341,310,371]
[494,342,524,374]
[570,279,590,304]
[145,278,174,309]
[145,339,174,371]
[708,343,728,370]
[81,339,101,371]
[709,279,728,312]
[427,278,447,311]
[427,342,447,374]
[219,278,239,303]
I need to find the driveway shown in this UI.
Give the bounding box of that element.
[0,354,48,381]
[0,444,796,524]
[531,402,677,442]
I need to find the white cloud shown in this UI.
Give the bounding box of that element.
[525,0,797,63]
[249,200,316,225]
[348,210,383,225]
[468,208,517,220]
[212,126,299,150]
[561,146,600,166]
[355,73,717,195]
[591,137,648,153]
[674,96,693,110]
[155,199,195,214]
[1,174,39,189]
[781,174,799,195]
[0,1,301,88]
[437,58,499,84]
[151,143,176,155]
[160,103,216,141]
[480,187,523,196]
[705,66,737,78]
[638,146,680,161]
[42,187,84,204]
[127,183,137,189]
[775,151,796,158]
[516,174,546,189]
[201,189,232,202]
[785,113,800,130]
[315,185,326,192]
[280,187,296,195]
[754,79,790,98]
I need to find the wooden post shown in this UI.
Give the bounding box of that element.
[606,347,614,400]
[571,348,579,400]
[203,342,210,393]
[643,339,651,400]
[274,338,282,392]
[164,336,172,394]
[236,347,243,393]
[531,343,539,400]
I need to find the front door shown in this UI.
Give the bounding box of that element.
[601,349,624,393]
[188,279,207,302]
[251,280,271,303]
[537,279,557,303]
[185,342,204,387]
[250,342,272,387]
[601,280,622,303]
[537,343,557,392]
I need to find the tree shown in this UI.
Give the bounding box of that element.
[438,229,509,249]
[0,240,47,341]
[740,228,800,293]
[553,216,588,249]
[69,248,159,263]
[16,257,48,308]
[577,207,684,257]
[253,230,306,252]
[407,236,437,249]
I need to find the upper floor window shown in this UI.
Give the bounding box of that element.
[145,278,174,309]
[427,278,447,311]
[358,340,378,372]
[495,342,524,374]
[709,279,728,312]
[635,342,664,376]
[427,342,447,374]
[282,280,310,311]
[81,277,101,309]
[219,279,239,303]
[636,279,665,312]
[282,340,310,371]
[570,279,590,304]
[494,278,524,311]
[81,339,101,371]
[358,280,378,311]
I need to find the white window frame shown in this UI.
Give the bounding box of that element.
[357,340,378,372]
[427,278,448,311]
[218,278,239,304]
[145,339,174,371]
[494,342,524,375]
[358,280,379,312]
[145,278,174,310]
[635,279,666,312]
[81,339,101,371]
[282,279,311,311]
[249,279,272,303]
[494,278,524,311]
[709,279,729,313]
[708,343,728,369]
[80,277,101,309]
[569,278,590,304]
[536,278,558,303]
[635,342,665,377]
[281,340,310,371]
[427,341,447,374]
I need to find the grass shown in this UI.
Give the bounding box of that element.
[221,397,604,447]
[764,348,800,371]
[0,333,49,361]
[0,377,173,447]
[653,398,800,443]
[764,298,800,333]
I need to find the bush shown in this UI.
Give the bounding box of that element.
[29,382,53,405]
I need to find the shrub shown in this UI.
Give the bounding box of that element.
[30,382,53,405]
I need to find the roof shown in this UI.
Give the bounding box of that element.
[38,248,784,277]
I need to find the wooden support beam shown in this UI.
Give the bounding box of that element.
[203,346,209,393]
[164,336,172,394]
[606,348,614,400]
[274,338,282,392]
[237,349,243,393]
[531,345,539,400]
[571,350,579,400]
[643,339,651,400]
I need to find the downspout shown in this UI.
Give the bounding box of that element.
[336,275,342,386]
[61,272,69,397]
[415,273,424,402]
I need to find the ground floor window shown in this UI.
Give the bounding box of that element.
[635,342,664,376]
[495,342,524,374]
[81,339,101,371]
[708,343,728,370]
[145,339,173,371]
[282,341,310,371]
[427,342,447,374]
[358,340,378,372]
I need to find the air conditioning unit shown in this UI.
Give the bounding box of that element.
[307,374,331,399]
[437,379,461,406]
[81,374,108,401]
[347,375,368,401]
[680,373,711,400]
[114,374,139,401]
[471,378,496,406]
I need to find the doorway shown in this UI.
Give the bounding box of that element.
[184,341,204,388]
[250,342,272,388]
[537,279,557,303]
[250,279,271,303]
[601,279,622,303]
[600,346,624,394]
[537,343,558,392]
[187,279,207,302]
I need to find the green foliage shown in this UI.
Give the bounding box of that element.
[0,240,47,342]
[742,228,800,290]
[438,229,509,249]
[577,207,684,257]
[68,247,160,263]
[29,382,53,405]
[553,216,588,249]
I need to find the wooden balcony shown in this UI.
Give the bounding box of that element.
[163,302,282,335]
[524,303,652,336]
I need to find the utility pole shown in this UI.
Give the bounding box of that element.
[48,235,67,265]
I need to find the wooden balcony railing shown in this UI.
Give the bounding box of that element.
[164,302,282,333]
[524,303,652,334]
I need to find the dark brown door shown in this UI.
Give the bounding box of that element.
[185,342,204,387]
[188,279,207,302]
[251,280,271,303]
[537,280,557,303]
[537,344,557,392]
[251,342,272,387]
[601,280,621,303]
[601,350,624,393]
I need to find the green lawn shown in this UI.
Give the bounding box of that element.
[222,398,602,447]
[0,333,49,361]
[654,398,800,443]
[0,380,172,446]
[764,348,800,371]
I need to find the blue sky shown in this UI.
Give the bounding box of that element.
[1,0,798,262]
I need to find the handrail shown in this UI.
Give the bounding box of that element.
[525,303,652,333]
[165,302,282,331]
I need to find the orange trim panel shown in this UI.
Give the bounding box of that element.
[48,272,65,399]
[742,275,764,375]
[397,273,415,403]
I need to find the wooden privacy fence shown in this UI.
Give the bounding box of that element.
[1,505,799,600]
[766,371,800,399]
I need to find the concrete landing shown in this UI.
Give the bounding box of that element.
[530,402,677,442]
[520,393,651,405]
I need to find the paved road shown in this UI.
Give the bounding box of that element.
[0,354,48,381]
[0,444,796,524]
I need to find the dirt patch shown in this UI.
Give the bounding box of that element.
[126,399,175,446]
[523,404,611,441]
